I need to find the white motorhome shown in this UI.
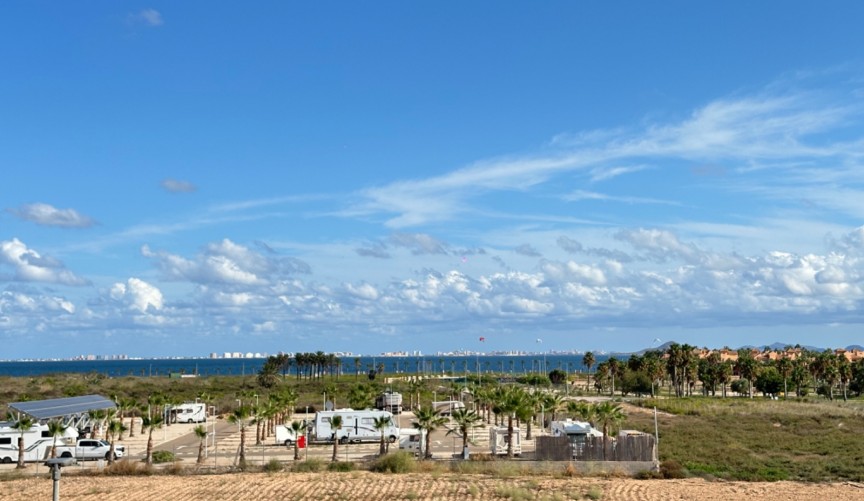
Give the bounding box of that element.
[431,401,465,416]
[398,428,426,457]
[313,409,399,444]
[550,419,603,458]
[489,426,521,456]
[0,421,79,464]
[376,391,403,414]
[169,403,207,423]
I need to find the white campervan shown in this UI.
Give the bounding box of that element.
[170,403,207,423]
[313,409,399,444]
[0,421,79,464]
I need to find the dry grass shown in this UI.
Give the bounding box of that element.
[1,471,864,500]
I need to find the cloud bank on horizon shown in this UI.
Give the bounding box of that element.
[2,3,864,357]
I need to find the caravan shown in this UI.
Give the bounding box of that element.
[375,391,403,414]
[489,426,521,456]
[313,409,399,444]
[169,402,207,423]
[398,428,426,457]
[0,421,79,464]
[550,419,603,458]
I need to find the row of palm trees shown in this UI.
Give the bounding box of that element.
[580,344,864,400]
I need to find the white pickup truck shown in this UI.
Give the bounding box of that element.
[56,439,125,461]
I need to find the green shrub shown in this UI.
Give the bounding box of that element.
[370,451,416,473]
[263,459,284,472]
[327,461,355,472]
[151,450,176,464]
[293,458,324,472]
[585,486,604,500]
[660,460,687,479]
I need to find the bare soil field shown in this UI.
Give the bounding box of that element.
[2,471,863,500]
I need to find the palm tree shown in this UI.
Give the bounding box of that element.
[228,406,252,466]
[46,419,68,459]
[120,397,138,438]
[330,415,343,462]
[447,408,482,458]
[372,415,392,456]
[12,416,34,469]
[521,391,540,440]
[583,352,595,391]
[736,352,760,399]
[88,409,107,439]
[106,419,126,465]
[491,386,528,458]
[566,401,596,425]
[593,401,625,460]
[142,414,164,465]
[290,420,305,460]
[776,357,793,400]
[607,357,620,397]
[412,407,446,460]
[193,424,208,464]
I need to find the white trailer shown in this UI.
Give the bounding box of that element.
[398,428,426,457]
[313,409,399,444]
[550,419,603,458]
[489,426,521,456]
[169,402,207,423]
[0,422,79,464]
[431,401,465,416]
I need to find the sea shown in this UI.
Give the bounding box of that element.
[0,354,611,378]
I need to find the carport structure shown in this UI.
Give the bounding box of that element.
[8,394,117,431]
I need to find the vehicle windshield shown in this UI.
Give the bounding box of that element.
[99,440,110,446]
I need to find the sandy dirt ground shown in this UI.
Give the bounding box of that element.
[1,471,863,500]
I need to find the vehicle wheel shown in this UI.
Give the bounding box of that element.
[338,436,349,445]
[284,439,293,447]
[1,457,11,464]
[105,452,114,460]
[388,435,397,443]
[60,452,72,458]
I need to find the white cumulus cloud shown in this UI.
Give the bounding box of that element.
[0,239,89,285]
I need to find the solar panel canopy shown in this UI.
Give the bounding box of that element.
[9,394,116,420]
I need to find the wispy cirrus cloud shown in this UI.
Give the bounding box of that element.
[348,75,864,227]
[129,8,164,27]
[160,178,197,193]
[7,203,96,228]
[563,190,681,206]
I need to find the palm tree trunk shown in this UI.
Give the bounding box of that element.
[239,426,246,464]
[507,415,514,459]
[108,441,116,465]
[332,440,339,462]
[197,439,204,464]
[294,442,300,461]
[16,437,25,469]
[146,430,154,465]
[129,416,135,437]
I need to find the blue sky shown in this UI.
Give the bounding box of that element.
[3,2,864,358]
